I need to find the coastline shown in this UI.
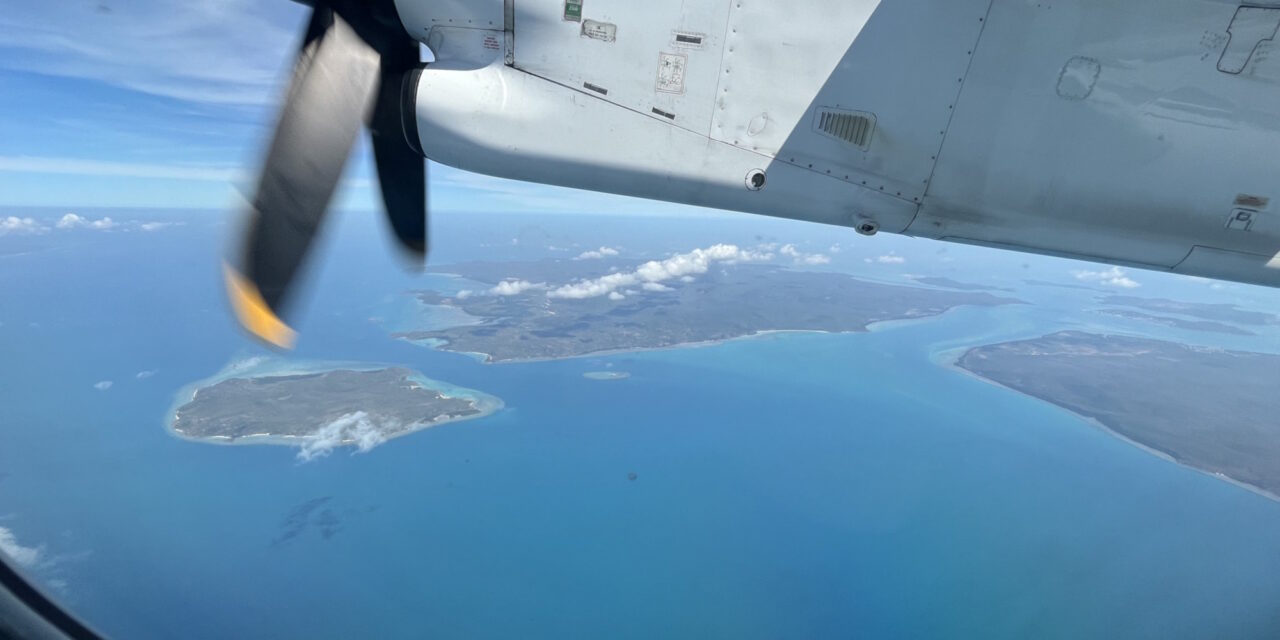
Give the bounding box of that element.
[168,405,500,449]
[395,296,1280,502]
[399,328,850,365]
[165,356,503,450]
[398,303,995,365]
[938,346,1280,505]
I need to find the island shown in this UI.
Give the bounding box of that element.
[1096,308,1256,336]
[1023,279,1105,292]
[1101,295,1277,326]
[957,331,1280,498]
[395,260,1020,362]
[910,276,1013,292]
[171,367,499,453]
[584,371,630,380]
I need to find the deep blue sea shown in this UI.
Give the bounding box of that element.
[3,208,1280,639]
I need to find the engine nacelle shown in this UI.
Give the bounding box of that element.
[394,0,938,233]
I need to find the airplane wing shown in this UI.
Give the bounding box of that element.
[228,0,1280,344]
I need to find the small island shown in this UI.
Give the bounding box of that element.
[1023,279,1103,292]
[171,366,499,455]
[1101,295,1277,326]
[584,371,630,380]
[1096,308,1255,336]
[394,260,1020,363]
[910,276,1013,292]
[957,331,1280,499]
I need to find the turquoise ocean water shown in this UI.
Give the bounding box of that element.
[1,210,1279,638]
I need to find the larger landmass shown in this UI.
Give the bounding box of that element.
[957,331,1280,498]
[395,260,1020,362]
[172,367,495,449]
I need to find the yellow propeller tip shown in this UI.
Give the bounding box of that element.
[223,263,297,349]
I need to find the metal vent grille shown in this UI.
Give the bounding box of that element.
[813,109,875,149]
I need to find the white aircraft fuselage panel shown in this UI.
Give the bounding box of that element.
[395,0,1280,288]
[708,0,988,204]
[512,0,731,138]
[918,0,1280,285]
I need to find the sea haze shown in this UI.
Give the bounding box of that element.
[1,208,1279,639]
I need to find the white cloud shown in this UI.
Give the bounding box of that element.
[297,412,393,462]
[0,527,41,568]
[486,279,542,295]
[93,380,112,391]
[607,291,626,301]
[875,253,906,264]
[641,282,672,292]
[780,243,831,265]
[680,276,696,283]
[487,279,544,296]
[1,214,175,235]
[575,246,620,260]
[57,213,116,230]
[450,280,546,298]
[1178,274,1233,290]
[548,244,772,300]
[135,370,157,380]
[1072,266,1140,288]
[0,216,46,235]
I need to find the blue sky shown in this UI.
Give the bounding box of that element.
[0,0,708,215]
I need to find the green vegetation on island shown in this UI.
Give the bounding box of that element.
[1101,296,1277,326]
[172,367,495,448]
[958,331,1280,498]
[395,260,1020,362]
[911,276,1013,292]
[1096,308,1256,336]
